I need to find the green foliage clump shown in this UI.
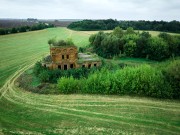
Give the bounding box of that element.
[113,26,124,38]
[33,62,44,76]
[48,38,75,46]
[124,40,137,57]
[84,68,112,94]
[90,31,121,58]
[146,37,169,61]
[38,70,50,82]
[57,76,80,94]
[57,64,173,99]
[163,60,180,98]
[112,65,172,98]
[33,62,98,83]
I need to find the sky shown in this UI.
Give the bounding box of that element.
[0,0,180,21]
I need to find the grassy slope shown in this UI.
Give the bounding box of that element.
[0,28,180,134]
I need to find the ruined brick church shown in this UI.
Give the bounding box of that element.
[42,44,101,70]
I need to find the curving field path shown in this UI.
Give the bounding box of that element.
[0,28,180,134]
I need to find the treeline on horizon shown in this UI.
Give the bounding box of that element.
[0,23,55,35]
[67,19,180,33]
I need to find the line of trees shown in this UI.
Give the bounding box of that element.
[68,19,180,33]
[0,23,54,35]
[68,19,119,30]
[89,27,180,61]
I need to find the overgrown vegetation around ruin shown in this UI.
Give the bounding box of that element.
[33,62,100,83]
[48,38,75,46]
[28,58,180,99]
[89,27,180,61]
[68,19,180,33]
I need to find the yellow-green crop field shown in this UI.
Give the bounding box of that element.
[0,27,180,134]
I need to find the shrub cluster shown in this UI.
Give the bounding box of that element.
[48,38,74,46]
[89,27,180,61]
[33,62,99,83]
[57,64,176,99]
[0,23,54,35]
[163,60,180,99]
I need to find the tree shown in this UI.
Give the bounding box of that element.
[11,27,18,33]
[101,35,121,58]
[0,29,6,35]
[124,40,137,57]
[91,31,106,54]
[159,33,179,57]
[38,70,50,82]
[66,38,74,45]
[19,26,27,32]
[113,26,124,38]
[146,37,169,61]
[126,27,135,34]
[48,38,56,45]
[135,32,151,57]
[163,60,180,98]
[89,34,96,44]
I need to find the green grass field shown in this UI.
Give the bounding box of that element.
[0,27,180,134]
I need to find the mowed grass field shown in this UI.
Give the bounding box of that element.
[0,27,180,134]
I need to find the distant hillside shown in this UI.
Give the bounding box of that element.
[68,19,180,33]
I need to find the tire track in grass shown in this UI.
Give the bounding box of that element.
[4,82,180,134]
[3,93,180,135]
[0,54,42,97]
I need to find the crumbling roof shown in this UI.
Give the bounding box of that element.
[77,53,101,63]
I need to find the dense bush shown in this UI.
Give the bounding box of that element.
[57,65,174,99]
[163,60,180,98]
[33,62,99,83]
[112,65,172,98]
[68,19,180,33]
[57,76,80,94]
[146,37,169,61]
[48,38,74,46]
[84,68,112,94]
